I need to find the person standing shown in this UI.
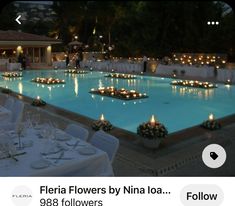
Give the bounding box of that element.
[76,54,80,69]
[66,55,70,67]
[214,65,218,78]
[22,55,26,70]
[143,55,148,72]
[18,53,23,66]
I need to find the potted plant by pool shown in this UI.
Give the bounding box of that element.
[201,113,221,130]
[92,114,113,132]
[137,115,168,149]
[31,96,46,107]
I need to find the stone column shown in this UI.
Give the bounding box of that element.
[46,45,52,65]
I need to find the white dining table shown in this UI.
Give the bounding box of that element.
[7,63,21,71]
[0,127,114,177]
[0,105,12,123]
[81,60,142,73]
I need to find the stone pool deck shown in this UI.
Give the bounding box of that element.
[113,123,235,176]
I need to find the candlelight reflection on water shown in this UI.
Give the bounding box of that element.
[171,85,215,100]
[18,82,23,94]
[74,77,78,96]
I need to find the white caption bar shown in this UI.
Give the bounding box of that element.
[0,177,234,206]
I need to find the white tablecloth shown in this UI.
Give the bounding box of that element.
[0,127,113,176]
[52,61,66,69]
[82,60,142,73]
[7,63,21,71]
[0,59,9,65]
[156,64,214,78]
[217,69,235,82]
[0,105,12,123]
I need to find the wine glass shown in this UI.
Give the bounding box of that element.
[16,123,25,150]
[32,114,41,129]
[25,111,33,128]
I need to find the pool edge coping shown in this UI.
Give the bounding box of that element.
[2,87,235,149]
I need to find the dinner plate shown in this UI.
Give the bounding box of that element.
[77,147,96,155]
[55,131,72,141]
[13,139,33,148]
[66,139,79,146]
[40,144,61,155]
[30,159,50,169]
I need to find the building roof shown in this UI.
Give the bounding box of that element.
[0,30,61,43]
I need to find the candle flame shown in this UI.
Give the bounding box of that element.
[150,115,156,125]
[100,114,105,121]
[209,113,214,121]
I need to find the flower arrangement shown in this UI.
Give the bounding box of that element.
[31,96,46,107]
[1,88,12,94]
[91,114,113,132]
[2,72,22,78]
[105,73,136,79]
[171,80,217,89]
[89,86,148,100]
[65,69,88,74]
[31,77,65,85]
[225,79,231,85]
[137,115,168,139]
[201,113,221,130]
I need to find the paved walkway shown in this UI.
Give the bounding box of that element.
[1,90,234,177]
[113,123,235,176]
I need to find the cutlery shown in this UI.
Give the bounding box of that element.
[54,151,64,163]
[45,157,73,160]
[73,140,80,149]
[0,152,26,161]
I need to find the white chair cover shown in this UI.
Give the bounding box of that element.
[4,97,14,110]
[0,99,24,130]
[90,130,119,163]
[10,99,24,124]
[64,123,89,141]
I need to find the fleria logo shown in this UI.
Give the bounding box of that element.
[11,185,33,206]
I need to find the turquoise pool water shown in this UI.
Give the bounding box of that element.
[1,70,235,133]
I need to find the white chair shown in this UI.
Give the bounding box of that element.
[11,100,24,124]
[4,97,14,110]
[90,130,119,163]
[0,99,24,130]
[64,123,89,141]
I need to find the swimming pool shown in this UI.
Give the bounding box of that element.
[1,70,235,133]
